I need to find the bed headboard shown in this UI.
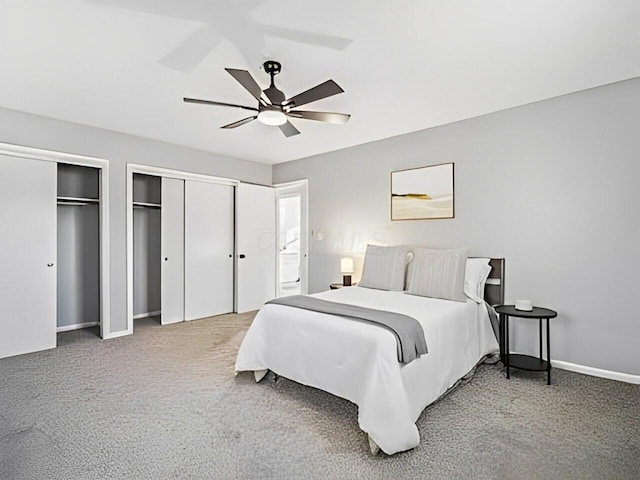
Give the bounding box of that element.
[481,258,505,307]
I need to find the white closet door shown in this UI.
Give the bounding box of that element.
[184,181,234,320]
[0,155,57,359]
[161,177,185,325]
[236,183,276,313]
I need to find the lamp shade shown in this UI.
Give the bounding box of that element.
[340,257,354,274]
[257,109,287,126]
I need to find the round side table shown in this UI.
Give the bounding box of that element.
[495,305,558,385]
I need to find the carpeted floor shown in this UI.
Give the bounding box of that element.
[0,314,638,480]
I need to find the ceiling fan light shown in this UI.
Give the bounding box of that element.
[257,109,287,126]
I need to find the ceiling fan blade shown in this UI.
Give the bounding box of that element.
[278,121,301,138]
[159,25,222,73]
[183,98,258,112]
[221,116,257,129]
[259,25,352,51]
[285,80,344,108]
[287,110,350,124]
[225,68,264,103]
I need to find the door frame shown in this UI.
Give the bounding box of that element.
[0,142,111,339]
[125,164,238,334]
[274,179,309,296]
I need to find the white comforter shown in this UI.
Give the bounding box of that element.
[235,286,499,455]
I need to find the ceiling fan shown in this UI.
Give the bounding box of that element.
[183,60,350,137]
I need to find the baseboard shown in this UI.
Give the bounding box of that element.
[56,322,99,333]
[552,359,640,385]
[102,330,132,340]
[133,310,161,320]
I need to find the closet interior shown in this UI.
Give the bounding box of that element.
[133,173,162,324]
[57,163,101,334]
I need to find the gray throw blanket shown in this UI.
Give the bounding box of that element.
[267,295,428,364]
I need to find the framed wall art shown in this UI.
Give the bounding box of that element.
[391,162,454,220]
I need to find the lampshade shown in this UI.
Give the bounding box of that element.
[340,257,354,274]
[257,109,287,126]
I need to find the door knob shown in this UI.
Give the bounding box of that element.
[228,254,232,258]
[164,257,168,261]
[47,263,54,267]
[239,254,246,259]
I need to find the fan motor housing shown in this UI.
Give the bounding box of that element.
[263,60,282,76]
[262,60,285,104]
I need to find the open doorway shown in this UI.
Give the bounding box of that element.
[275,180,308,297]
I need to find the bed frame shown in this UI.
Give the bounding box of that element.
[484,258,505,307]
[485,258,505,362]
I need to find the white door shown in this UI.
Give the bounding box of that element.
[184,181,234,320]
[236,183,276,313]
[161,177,185,325]
[0,155,57,359]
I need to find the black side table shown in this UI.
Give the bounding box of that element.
[495,305,558,385]
[329,283,358,289]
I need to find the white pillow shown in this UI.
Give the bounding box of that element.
[465,258,492,303]
[359,245,411,291]
[406,247,468,302]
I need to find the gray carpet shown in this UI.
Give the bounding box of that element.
[0,314,638,480]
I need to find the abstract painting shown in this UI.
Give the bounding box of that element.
[391,163,454,220]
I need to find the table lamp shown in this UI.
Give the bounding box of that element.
[341,257,354,286]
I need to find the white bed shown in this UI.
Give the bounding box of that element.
[235,285,499,455]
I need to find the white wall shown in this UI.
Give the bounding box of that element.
[273,78,640,376]
[0,106,271,335]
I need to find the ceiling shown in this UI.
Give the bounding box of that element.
[1,1,638,165]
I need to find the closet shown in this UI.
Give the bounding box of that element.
[57,163,101,333]
[132,174,234,326]
[0,155,103,360]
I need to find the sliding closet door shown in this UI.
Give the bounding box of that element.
[236,183,276,313]
[161,178,185,325]
[0,155,57,359]
[184,181,234,320]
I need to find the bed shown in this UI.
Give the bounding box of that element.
[235,250,504,455]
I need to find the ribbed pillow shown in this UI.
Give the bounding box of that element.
[406,247,468,302]
[359,245,411,291]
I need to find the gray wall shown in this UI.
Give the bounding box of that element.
[57,164,101,329]
[132,174,162,317]
[0,106,271,334]
[273,78,640,376]
[133,207,161,317]
[57,204,100,328]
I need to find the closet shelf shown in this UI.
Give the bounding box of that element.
[133,201,162,209]
[57,196,99,206]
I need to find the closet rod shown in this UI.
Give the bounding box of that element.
[57,196,99,204]
[133,202,161,209]
[57,201,92,206]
